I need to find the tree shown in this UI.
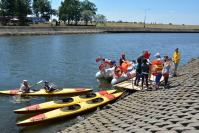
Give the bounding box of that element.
[81,10,93,25]
[81,0,97,25]
[94,14,106,25]
[71,0,81,25]
[0,0,31,25]
[33,0,54,21]
[0,0,16,25]
[15,0,31,25]
[59,0,81,25]
[0,0,16,16]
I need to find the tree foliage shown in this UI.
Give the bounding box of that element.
[0,0,16,17]
[94,14,107,25]
[0,0,101,26]
[59,0,97,25]
[59,0,81,25]
[33,0,54,21]
[81,0,97,25]
[0,0,31,25]
[16,0,32,25]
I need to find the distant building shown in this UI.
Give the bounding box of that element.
[27,17,47,23]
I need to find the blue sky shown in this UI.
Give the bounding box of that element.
[52,0,199,25]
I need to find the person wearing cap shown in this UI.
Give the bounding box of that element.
[19,80,30,93]
[162,56,172,88]
[151,53,164,89]
[44,81,56,92]
[172,48,181,77]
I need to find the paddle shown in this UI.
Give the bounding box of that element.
[30,80,43,91]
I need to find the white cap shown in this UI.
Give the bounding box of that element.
[23,80,28,82]
[154,53,160,57]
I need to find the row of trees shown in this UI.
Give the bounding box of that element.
[0,0,56,25]
[59,0,97,25]
[0,0,106,26]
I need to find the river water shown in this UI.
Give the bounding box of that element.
[0,33,199,133]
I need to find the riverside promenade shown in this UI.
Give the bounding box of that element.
[61,58,199,133]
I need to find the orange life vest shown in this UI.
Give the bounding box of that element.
[121,61,131,73]
[151,59,163,76]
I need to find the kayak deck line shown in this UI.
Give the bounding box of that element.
[14,90,116,114]
[16,92,123,126]
[0,88,92,96]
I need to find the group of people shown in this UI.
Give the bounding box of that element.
[19,80,56,93]
[96,53,136,85]
[96,48,181,90]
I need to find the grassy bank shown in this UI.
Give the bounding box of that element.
[0,22,199,36]
[97,22,199,29]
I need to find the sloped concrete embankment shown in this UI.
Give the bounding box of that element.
[0,26,104,36]
[61,58,199,133]
[1,26,199,36]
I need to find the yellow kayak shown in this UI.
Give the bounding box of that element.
[0,88,92,96]
[14,90,116,114]
[17,92,123,126]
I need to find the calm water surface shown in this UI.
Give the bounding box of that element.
[0,33,199,133]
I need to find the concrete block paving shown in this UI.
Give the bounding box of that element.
[61,59,199,133]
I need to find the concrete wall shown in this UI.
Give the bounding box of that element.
[0,26,199,36]
[0,26,104,36]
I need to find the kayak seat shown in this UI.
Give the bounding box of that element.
[87,98,104,104]
[62,97,74,103]
[61,104,81,111]
[54,98,74,103]
[79,93,96,98]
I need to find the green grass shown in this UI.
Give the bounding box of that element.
[96,22,199,29]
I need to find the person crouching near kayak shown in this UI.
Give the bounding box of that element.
[19,80,30,93]
[141,59,150,90]
[162,56,172,89]
[151,53,164,90]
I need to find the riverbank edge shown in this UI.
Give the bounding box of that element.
[61,57,199,133]
[0,26,199,36]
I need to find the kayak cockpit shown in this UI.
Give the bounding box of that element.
[61,104,81,111]
[87,98,104,104]
[79,93,97,98]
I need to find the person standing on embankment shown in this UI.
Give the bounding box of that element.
[172,48,181,77]
[151,53,164,90]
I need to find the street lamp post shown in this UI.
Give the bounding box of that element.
[144,9,150,28]
[50,0,52,26]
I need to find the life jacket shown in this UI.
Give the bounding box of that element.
[114,66,123,78]
[151,59,163,76]
[121,61,130,73]
[173,51,181,64]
